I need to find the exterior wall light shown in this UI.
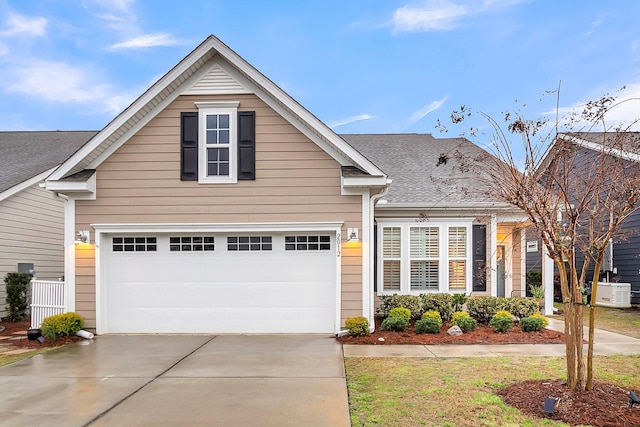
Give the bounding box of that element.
[75,230,90,244]
[347,227,359,242]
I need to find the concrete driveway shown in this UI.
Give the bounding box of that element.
[0,335,350,426]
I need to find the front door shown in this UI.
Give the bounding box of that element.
[497,245,505,297]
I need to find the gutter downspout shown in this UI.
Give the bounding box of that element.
[53,192,75,312]
[367,185,390,333]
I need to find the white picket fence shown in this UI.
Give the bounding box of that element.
[30,280,65,329]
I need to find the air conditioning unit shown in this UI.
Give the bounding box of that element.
[595,282,631,308]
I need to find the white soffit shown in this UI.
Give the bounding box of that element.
[183,62,251,95]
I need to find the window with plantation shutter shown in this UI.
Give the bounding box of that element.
[448,227,467,289]
[410,227,439,291]
[382,227,401,291]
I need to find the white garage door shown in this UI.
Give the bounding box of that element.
[102,232,337,334]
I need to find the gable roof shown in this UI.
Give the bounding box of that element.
[47,35,386,185]
[0,131,97,196]
[342,133,517,210]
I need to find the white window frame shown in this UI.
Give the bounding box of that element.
[377,219,474,295]
[195,101,239,184]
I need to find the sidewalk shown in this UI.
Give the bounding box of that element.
[343,318,640,358]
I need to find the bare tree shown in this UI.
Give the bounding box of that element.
[441,91,640,391]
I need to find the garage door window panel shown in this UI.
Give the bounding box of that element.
[285,235,331,251]
[228,236,272,251]
[113,237,157,252]
[170,236,215,252]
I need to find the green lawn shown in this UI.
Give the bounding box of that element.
[553,303,640,339]
[345,355,640,427]
[0,347,55,367]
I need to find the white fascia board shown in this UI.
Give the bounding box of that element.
[91,222,344,234]
[45,172,96,194]
[0,168,54,202]
[374,202,521,211]
[341,175,390,189]
[562,133,640,162]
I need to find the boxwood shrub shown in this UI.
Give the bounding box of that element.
[504,296,539,320]
[415,317,442,334]
[377,294,422,320]
[41,312,85,340]
[380,316,409,332]
[345,316,370,336]
[520,315,545,332]
[388,307,411,323]
[451,311,470,326]
[456,316,477,333]
[466,296,506,324]
[419,293,453,322]
[489,310,514,333]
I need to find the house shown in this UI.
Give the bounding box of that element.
[0,131,96,318]
[43,35,527,334]
[526,132,640,305]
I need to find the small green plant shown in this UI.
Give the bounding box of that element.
[4,272,30,322]
[520,316,545,332]
[377,294,422,319]
[40,312,85,340]
[419,293,453,322]
[456,316,477,333]
[489,310,514,333]
[451,293,467,312]
[345,316,370,336]
[530,312,549,328]
[466,296,506,324]
[380,316,409,332]
[451,311,471,325]
[421,310,442,322]
[388,307,411,323]
[528,284,545,299]
[415,317,442,334]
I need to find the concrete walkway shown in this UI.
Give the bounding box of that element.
[0,335,350,427]
[343,318,640,358]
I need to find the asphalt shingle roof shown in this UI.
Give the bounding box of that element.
[0,131,97,193]
[341,133,502,207]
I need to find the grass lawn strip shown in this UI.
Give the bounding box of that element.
[345,355,640,427]
[0,347,57,367]
[552,304,640,339]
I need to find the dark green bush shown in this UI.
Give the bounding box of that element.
[452,293,467,313]
[345,316,370,336]
[377,294,422,320]
[41,312,85,340]
[466,296,506,324]
[520,316,545,332]
[415,317,442,334]
[489,310,514,333]
[388,307,411,323]
[380,316,409,332]
[456,316,477,333]
[419,293,453,322]
[4,272,30,322]
[451,311,470,325]
[504,297,539,320]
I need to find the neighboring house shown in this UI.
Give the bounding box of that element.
[43,35,527,334]
[527,132,640,305]
[0,131,96,318]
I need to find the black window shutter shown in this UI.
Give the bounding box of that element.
[180,112,198,181]
[472,224,487,292]
[237,111,256,180]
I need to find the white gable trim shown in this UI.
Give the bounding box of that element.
[0,168,54,202]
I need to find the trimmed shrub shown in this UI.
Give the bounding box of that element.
[451,311,471,326]
[380,316,409,332]
[421,310,442,322]
[388,307,411,323]
[40,312,85,340]
[531,312,549,328]
[504,297,539,320]
[4,272,30,322]
[489,310,514,333]
[456,316,477,333]
[466,296,506,324]
[377,294,422,320]
[420,293,453,322]
[415,317,442,334]
[345,316,370,336]
[520,316,545,332]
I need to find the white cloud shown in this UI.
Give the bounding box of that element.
[109,33,178,50]
[1,13,47,37]
[392,1,468,32]
[408,97,448,124]
[329,114,374,128]
[391,0,527,32]
[3,59,131,115]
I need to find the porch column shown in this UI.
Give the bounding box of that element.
[542,244,554,315]
[490,215,497,296]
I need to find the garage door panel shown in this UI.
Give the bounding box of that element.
[104,233,337,333]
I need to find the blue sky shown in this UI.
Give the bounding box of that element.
[1,0,639,144]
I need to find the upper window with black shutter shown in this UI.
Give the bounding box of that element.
[195,101,239,183]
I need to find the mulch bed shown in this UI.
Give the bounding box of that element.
[498,379,640,426]
[0,319,83,349]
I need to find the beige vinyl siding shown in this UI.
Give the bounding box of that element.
[75,93,363,329]
[0,184,65,317]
